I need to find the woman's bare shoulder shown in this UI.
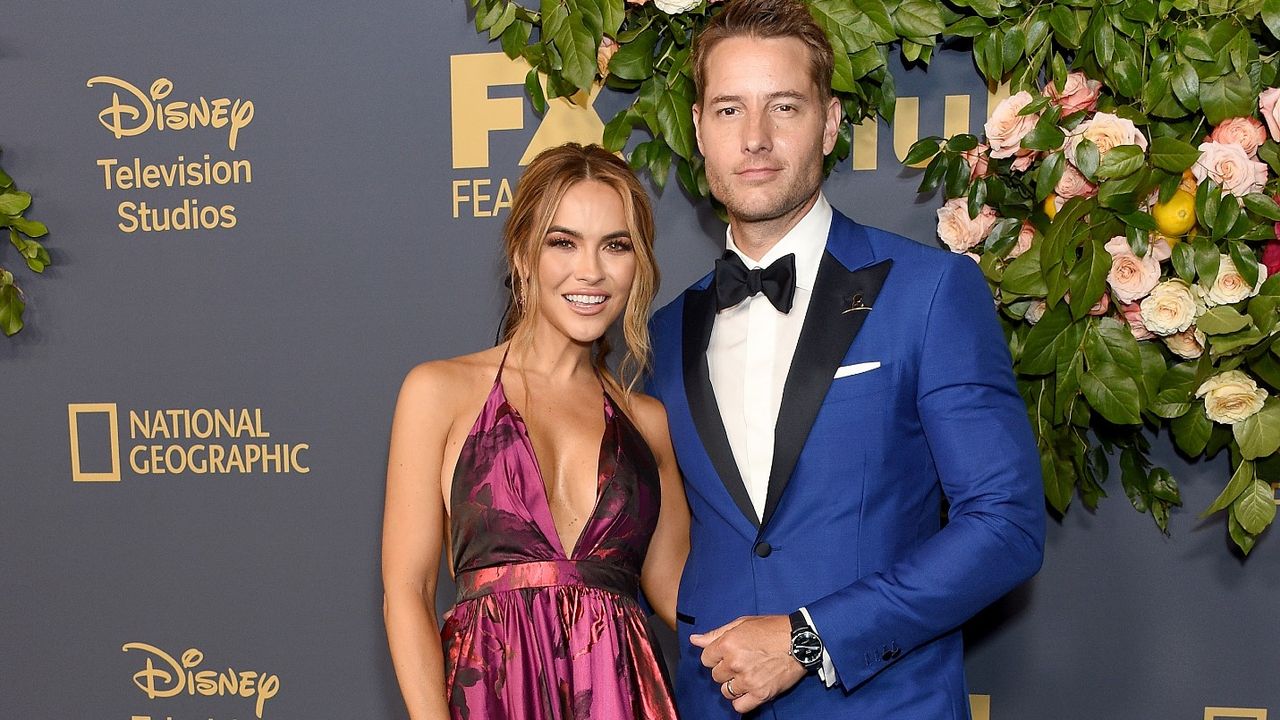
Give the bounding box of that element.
[399,346,505,407]
[624,392,672,450]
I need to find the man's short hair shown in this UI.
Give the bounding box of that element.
[691,0,835,104]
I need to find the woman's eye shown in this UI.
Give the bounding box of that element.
[547,237,574,248]
[606,240,633,252]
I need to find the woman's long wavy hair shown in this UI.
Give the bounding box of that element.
[499,143,659,401]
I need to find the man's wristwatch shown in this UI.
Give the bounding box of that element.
[788,611,824,672]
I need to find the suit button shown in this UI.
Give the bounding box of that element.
[754,541,772,558]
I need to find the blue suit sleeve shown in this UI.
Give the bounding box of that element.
[806,255,1045,691]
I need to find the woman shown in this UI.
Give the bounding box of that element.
[382,143,687,719]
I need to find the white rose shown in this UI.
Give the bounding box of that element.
[1196,370,1269,424]
[1203,254,1269,306]
[1065,112,1148,159]
[654,0,699,12]
[1163,326,1206,359]
[1138,280,1199,335]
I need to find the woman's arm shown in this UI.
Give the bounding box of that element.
[382,363,453,720]
[634,395,691,631]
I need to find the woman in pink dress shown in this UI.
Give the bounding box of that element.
[382,143,687,719]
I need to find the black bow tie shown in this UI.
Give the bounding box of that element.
[714,251,797,313]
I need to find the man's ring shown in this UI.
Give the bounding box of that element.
[726,678,745,698]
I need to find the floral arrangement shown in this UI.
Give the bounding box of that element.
[0,149,50,337]
[912,50,1280,552]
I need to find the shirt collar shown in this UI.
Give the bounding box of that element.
[724,193,831,291]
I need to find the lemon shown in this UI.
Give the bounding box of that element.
[1152,190,1196,237]
[1043,194,1059,220]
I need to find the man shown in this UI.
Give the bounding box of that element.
[644,0,1046,717]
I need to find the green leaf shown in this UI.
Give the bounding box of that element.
[967,178,988,220]
[602,110,633,152]
[500,20,532,59]
[1203,459,1254,516]
[1022,302,1073,374]
[1233,479,1277,534]
[1036,151,1066,203]
[600,0,624,37]
[1075,138,1100,180]
[1193,239,1221,288]
[557,5,598,91]
[1002,240,1049,296]
[1002,25,1026,71]
[609,28,658,80]
[892,0,946,38]
[1021,123,1066,152]
[1211,198,1240,242]
[1198,306,1252,334]
[946,17,991,37]
[1244,192,1280,221]
[0,191,32,215]
[1081,365,1144,424]
[1150,136,1199,173]
[1264,0,1280,40]
[1096,144,1146,179]
[1228,509,1258,555]
[1170,63,1200,110]
[524,68,547,114]
[8,216,48,238]
[1068,239,1113,320]
[1050,5,1085,47]
[0,283,23,336]
[1234,398,1280,459]
[656,81,696,160]
[947,134,979,153]
[1085,319,1142,374]
[904,137,942,166]
[1172,242,1197,282]
[1172,402,1213,455]
[1229,240,1260,289]
[1041,444,1073,513]
[1200,75,1256,126]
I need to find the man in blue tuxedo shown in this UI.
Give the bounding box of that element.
[645,0,1046,716]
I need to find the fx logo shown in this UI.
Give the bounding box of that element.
[450,52,606,170]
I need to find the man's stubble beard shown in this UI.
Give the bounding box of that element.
[710,160,825,228]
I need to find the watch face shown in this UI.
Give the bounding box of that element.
[791,629,823,666]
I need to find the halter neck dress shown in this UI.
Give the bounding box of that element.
[440,354,678,719]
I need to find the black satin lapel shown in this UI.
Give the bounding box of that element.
[759,255,894,529]
[682,287,759,527]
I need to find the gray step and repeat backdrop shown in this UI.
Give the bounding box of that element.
[2,3,1276,719]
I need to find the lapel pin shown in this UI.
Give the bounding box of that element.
[843,293,871,314]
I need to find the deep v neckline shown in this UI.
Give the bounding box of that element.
[494,360,615,560]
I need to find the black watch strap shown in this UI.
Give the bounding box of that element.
[788,611,824,671]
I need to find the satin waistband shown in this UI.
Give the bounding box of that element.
[455,559,639,603]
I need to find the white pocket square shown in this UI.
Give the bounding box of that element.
[834,361,881,379]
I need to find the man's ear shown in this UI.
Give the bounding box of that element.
[822,95,842,156]
[692,103,705,155]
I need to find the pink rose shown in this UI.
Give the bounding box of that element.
[985,91,1040,162]
[1011,152,1038,172]
[1263,239,1280,277]
[1104,236,1162,303]
[961,143,992,180]
[1045,72,1102,115]
[1259,87,1280,142]
[1120,301,1156,341]
[1055,163,1097,199]
[1066,112,1147,159]
[1009,221,1035,258]
[936,198,997,253]
[1193,141,1269,197]
[1210,117,1267,158]
[1164,326,1206,359]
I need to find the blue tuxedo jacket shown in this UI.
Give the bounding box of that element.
[647,210,1045,719]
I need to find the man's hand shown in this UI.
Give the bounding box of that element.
[689,614,807,713]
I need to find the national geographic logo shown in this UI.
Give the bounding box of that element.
[122,641,280,720]
[450,52,606,219]
[86,75,255,234]
[68,404,310,481]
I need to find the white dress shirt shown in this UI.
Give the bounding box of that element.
[707,193,839,685]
